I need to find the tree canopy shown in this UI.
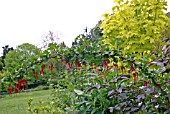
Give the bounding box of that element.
[101,0,169,55]
[4,43,41,76]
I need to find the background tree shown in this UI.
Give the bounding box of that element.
[40,31,60,50]
[0,45,13,71]
[89,20,103,42]
[4,43,41,79]
[0,57,3,71]
[73,21,103,45]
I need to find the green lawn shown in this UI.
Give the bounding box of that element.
[0,90,51,114]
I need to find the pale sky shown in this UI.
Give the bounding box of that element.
[0,0,114,54]
[0,0,170,55]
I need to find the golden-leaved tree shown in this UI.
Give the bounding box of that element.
[100,0,169,56]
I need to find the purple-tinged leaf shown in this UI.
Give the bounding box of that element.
[145,88,154,95]
[163,59,169,64]
[151,61,164,68]
[86,84,101,92]
[163,48,168,55]
[164,80,170,84]
[116,75,130,81]
[107,90,115,98]
[102,107,114,114]
[108,107,114,113]
[137,94,145,100]
[162,38,169,42]
[122,88,129,91]
[94,84,101,89]
[131,107,139,112]
[122,101,130,106]
[101,83,110,87]
[117,88,122,93]
[150,58,169,68]
[119,93,128,99]
[124,107,131,111]
[115,106,121,110]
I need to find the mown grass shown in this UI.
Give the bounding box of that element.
[0,90,51,114]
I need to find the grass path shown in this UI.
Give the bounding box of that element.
[0,90,51,114]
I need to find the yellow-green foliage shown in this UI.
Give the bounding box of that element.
[101,0,169,54]
[0,71,10,80]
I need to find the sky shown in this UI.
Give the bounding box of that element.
[0,0,170,55]
[0,0,114,54]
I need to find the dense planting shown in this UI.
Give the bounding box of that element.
[0,0,170,114]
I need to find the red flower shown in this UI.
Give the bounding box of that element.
[154,89,157,95]
[104,60,109,70]
[14,83,20,93]
[18,80,22,85]
[68,63,71,69]
[113,63,118,71]
[22,79,27,86]
[21,79,27,89]
[40,69,44,77]
[144,80,148,86]
[33,71,38,79]
[133,72,138,83]
[41,64,46,71]
[71,63,74,68]
[76,58,81,68]
[68,63,74,69]
[130,66,135,73]
[78,63,81,67]
[121,66,125,72]
[17,83,21,90]
[48,63,54,72]
[14,87,19,93]
[8,87,12,95]
[83,62,87,67]
[154,82,161,88]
